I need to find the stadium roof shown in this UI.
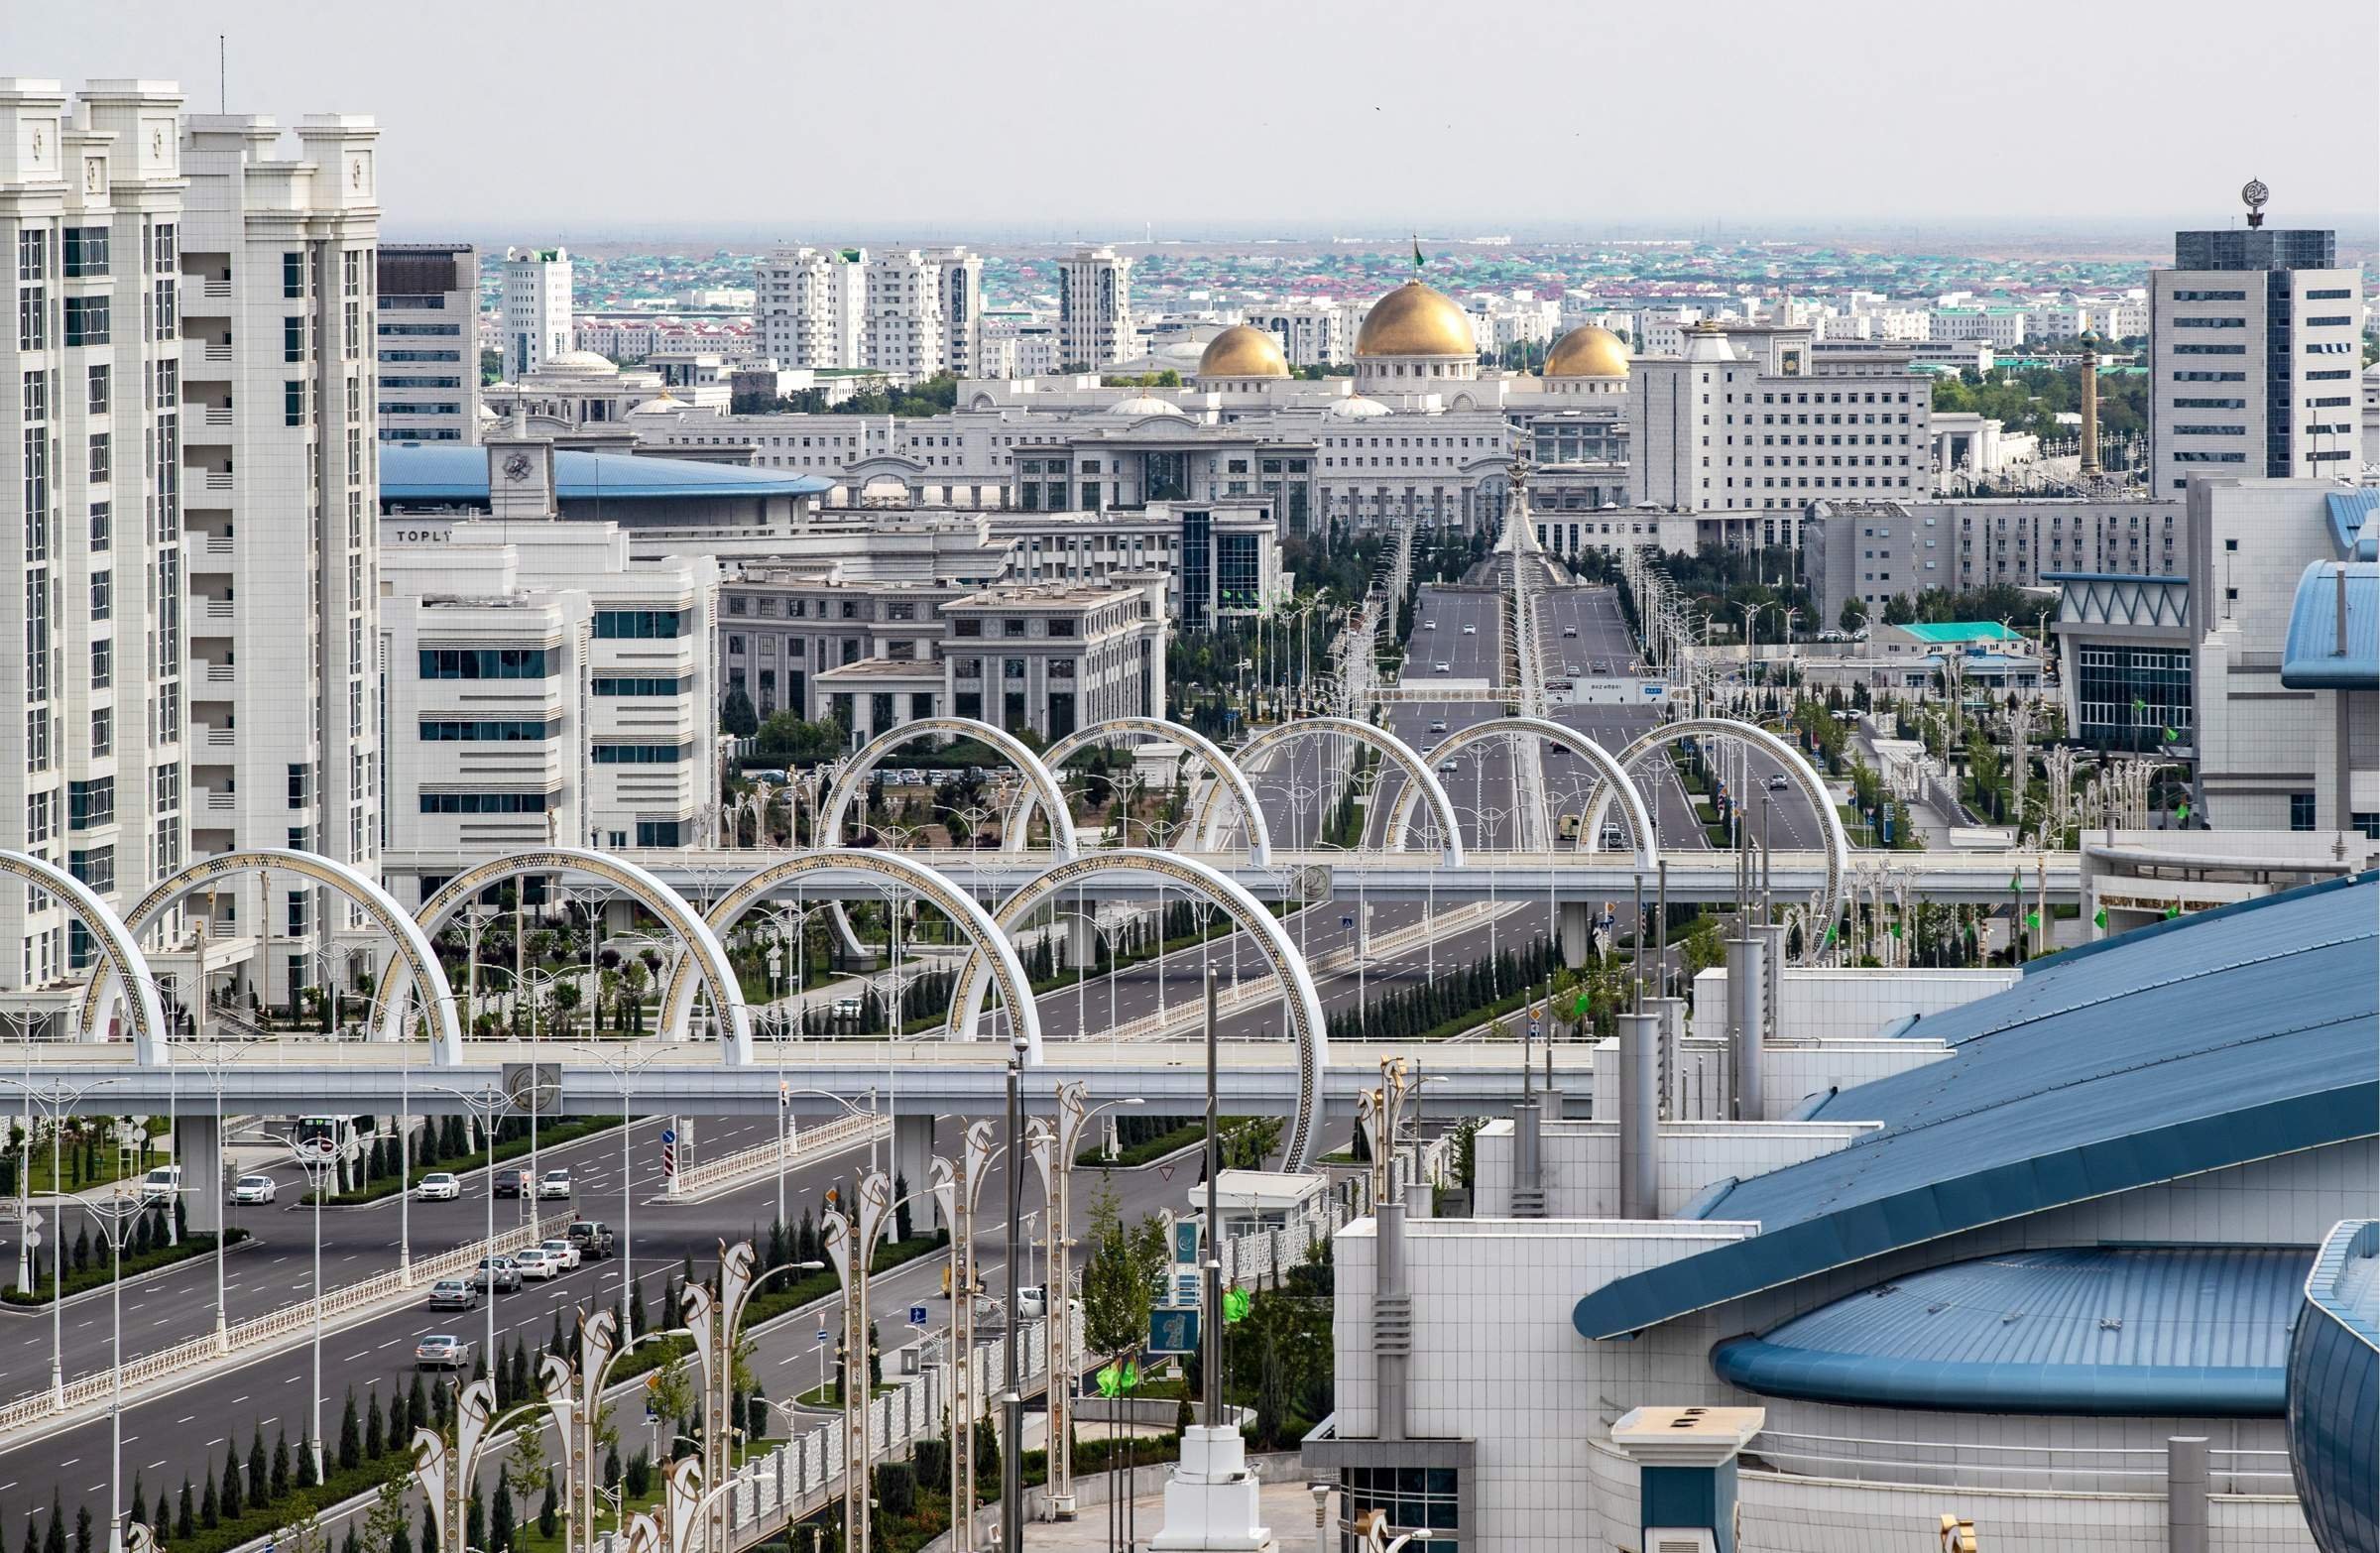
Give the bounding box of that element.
[1894,621,2021,644]
[1712,1247,2308,1415]
[2281,560,2378,690]
[380,443,832,504]
[1574,873,2380,1341]
[2289,1220,2377,1553]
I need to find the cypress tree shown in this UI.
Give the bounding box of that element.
[390,1523,413,1553]
[175,1479,194,1541]
[128,1480,145,1534]
[72,1507,89,1553]
[338,1385,362,1472]
[218,1452,241,1521]
[365,1389,386,1460]
[465,1489,484,1553]
[488,1467,515,1553]
[419,1507,436,1553]
[247,1427,268,1505]
[272,1431,290,1501]
[296,1429,317,1489]
[21,1514,37,1553]
[408,1374,430,1440]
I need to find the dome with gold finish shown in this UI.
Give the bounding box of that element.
[1543,324,1630,378]
[1198,324,1290,380]
[1354,281,1477,358]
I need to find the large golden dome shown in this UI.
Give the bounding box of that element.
[1354,281,1477,358]
[1198,324,1289,379]
[1543,324,1630,378]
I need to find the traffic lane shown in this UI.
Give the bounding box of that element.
[0,1113,778,1394]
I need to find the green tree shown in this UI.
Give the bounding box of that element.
[1838,595,1867,634]
[719,684,760,739]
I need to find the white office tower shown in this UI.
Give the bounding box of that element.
[0,79,189,991]
[376,242,480,443]
[501,244,571,379]
[1058,246,1132,369]
[926,244,982,378]
[762,244,980,380]
[2149,193,2364,498]
[758,246,864,369]
[179,106,383,1005]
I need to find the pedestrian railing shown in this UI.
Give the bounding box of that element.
[663,1112,888,1201]
[0,1207,574,1434]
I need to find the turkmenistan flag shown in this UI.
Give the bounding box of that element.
[2093,907,2108,929]
[1573,992,1592,1017]
[1412,235,1427,273]
[2008,870,2022,895]
[2025,909,2041,932]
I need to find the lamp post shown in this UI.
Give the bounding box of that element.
[41,1178,167,1553]
[280,1127,361,1483]
[429,1080,517,1420]
[165,1032,268,1347]
[774,1087,872,1241]
[570,1041,665,1338]
[678,1240,828,1553]
[1022,1083,1140,1518]
[0,1074,122,1403]
[929,1122,999,1553]
[822,1170,908,1553]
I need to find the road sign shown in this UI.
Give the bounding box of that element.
[1528,1022,1541,1040]
[1147,1306,1199,1356]
[908,1304,928,1327]
[1172,1218,1201,1266]
[1340,914,1355,930]
[660,1127,676,1144]
[659,1127,677,1179]
[815,1328,830,1345]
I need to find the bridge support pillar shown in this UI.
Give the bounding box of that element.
[1064,912,1098,976]
[892,1112,936,1224]
[1558,899,1594,968]
[178,1113,223,1234]
[1726,932,1766,1122]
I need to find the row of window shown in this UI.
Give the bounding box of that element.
[418,647,552,679]
[418,790,551,814]
[591,742,692,765]
[592,675,692,696]
[592,608,690,640]
[418,718,561,742]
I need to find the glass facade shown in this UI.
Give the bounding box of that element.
[1338,1467,1458,1553]
[1217,532,1262,613]
[2076,646,2192,751]
[1179,508,1212,630]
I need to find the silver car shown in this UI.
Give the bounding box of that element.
[228,1173,277,1205]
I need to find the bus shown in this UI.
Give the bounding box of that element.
[296,1116,365,1152]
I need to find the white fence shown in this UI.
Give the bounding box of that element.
[0,1207,574,1435]
[590,1319,1069,1553]
[664,1112,888,1201]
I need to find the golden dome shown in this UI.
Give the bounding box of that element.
[1354,281,1477,358]
[1543,324,1631,378]
[1198,324,1289,379]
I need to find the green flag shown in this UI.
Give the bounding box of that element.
[2025,909,2041,932]
[2093,907,2108,929]
[1411,235,1427,273]
[1887,921,1902,938]
[1573,992,1592,1017]
[2009,871,2022,895]
[1123,1361,1140,1392]
[2162,727,2180,744]
[1097,1365,1122,1397]
[2175,801,2191,822]
[1824,923,1838,944]
[1224,1287,1252,1324]
[2165,905,2182,919]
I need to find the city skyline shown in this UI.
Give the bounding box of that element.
[12,0,2376,236]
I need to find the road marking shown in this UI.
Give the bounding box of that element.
[343,1349,370,1362]
[58,1459,78,1469]
[176,1415,195,1424]
[146,1462,165,1472]
[230,1394,248,1404]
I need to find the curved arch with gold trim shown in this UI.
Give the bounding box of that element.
[1382,715,1661,871]
[1580,717,1850,963]
[655,848,1044,1061]
[945,849,1331,1169]
[4,851,173,1066]
[999,716,1273,865]
[817,717,1077,858]
[74,847,462,1063]
[1217,715,1466,866]
[392,848,750,1063]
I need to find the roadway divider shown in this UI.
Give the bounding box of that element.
[0,1207,575,1440]
[660,1111,890,1205]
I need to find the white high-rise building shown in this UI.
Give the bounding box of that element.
[0,77,190,990]
[761,244,980,381]
[376,242,479,443]
[2148,211,2364,499]
[1057,246,1132,369]
[501,244,571,379]
[757,246,864,370]
[926,244,982,379]
[179,105,382,1004]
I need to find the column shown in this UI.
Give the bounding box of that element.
[2167,1437,2209,1553]
[1065,913,1098,978]
[892,1113,935,1222]
[179,1113,224,1234]
[1558,899,1594,968]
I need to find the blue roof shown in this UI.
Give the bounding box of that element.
[2288,1221,2378,1553]
[1574,874,2380,1341]
[2281,560,2379,690]
[379,443,832,503]
[1713,1247,2310,1416]
[2323,489,2378,561]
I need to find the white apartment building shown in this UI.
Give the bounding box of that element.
[0,78,189,991]
[501,244,571,379]
[756,244,980,382]
[376,242,479,444]
[178,105,384,1003]
[380,436,719,871]
[1805,496,2187,624]
[1241,300,1350,367]
[2148,217,2364,499]
[1057,247,1132,369]
[757,247,864,371]
[1631,321,1931,526]
[1929,305,2027,348]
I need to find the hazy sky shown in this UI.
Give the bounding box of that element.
[12,0,2376,243]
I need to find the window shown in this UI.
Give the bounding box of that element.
[953,618,982,637]
[284,316,304,362]
[590,742,693,765]
[635,821,683,847]
[417,647,552,679]
[417,718,560,742]
[67,778,114,830]
[62,296,109,346]
[591,608,689,640]
[60,227,108,278]
[67,846,114,895]
[86,364,109,415]
[590,675,691,697]
[88,503,109,550]
[88,706,109,755]
[89,638,110,688]
[286,381,305,425]
[88,570,110,620]
[2290,793,2317,832]
[417,790,551,814]
[284,252,304,299]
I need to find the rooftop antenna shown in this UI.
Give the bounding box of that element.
[218,36,226,113]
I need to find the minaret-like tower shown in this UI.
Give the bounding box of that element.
[2078,331,2101,479]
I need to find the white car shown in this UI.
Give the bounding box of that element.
[513,1248,560,1280]
[415,1172,460,1202]
[1437,759,1461,775]
[228,1173,277,1205]
[1461,624,1478,635]
[1422,619,1438,630]
[1427,719,1448,734]
[1562,626,1579,638]
[1432,661,1451,673]
[539,1238,581,1270]
[536,1168,572,1200]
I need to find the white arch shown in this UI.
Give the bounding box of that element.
[1002,716,1274,865]
[1215,715,1466,867]
[655,849,1044,1061]
[1581,717,1851,964]
[1382,715,1661,871]
[75,847,462,1064]
[5,851,173,1067]
[817,716,1077,858]
[392,848,751,1063]
[946,849,1331,1170]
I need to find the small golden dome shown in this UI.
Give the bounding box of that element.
[1543,324,1630,378]
[1354,281,1477,358]
[1198,324,1289,379]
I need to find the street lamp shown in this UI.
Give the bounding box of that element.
[928,1125,998,1553]
[164,1031,270,1348]
[569,1040,666,1339]
[276,1127,361,1482]
[37,1177,167,1553]
[0,1073,122,1402]
[1024,1083,1141,1518]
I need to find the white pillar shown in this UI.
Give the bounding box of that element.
[179,1114,224,1234]
[892,1113,935,1220]
[1558,899,1594,968]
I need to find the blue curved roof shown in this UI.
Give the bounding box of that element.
[1575,873,2380,1341]
[2289,1220,2377,1553]
[2282,560,2379,690]
[380,443,832,503]
[1713,1247,2309,1416]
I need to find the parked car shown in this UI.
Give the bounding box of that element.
[514,1248,560,1280]
[426,1279,478,1312]
[473,1256,521,1292]
[493,1168,533,1199]
[228,1173,277,1205]
[415,1172,460,1202]
[539,1238,581,1270]
[567,1221,616,1258]
[416,1333,472,1369]
[537,1168,573,1200]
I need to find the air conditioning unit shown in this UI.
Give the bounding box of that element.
[1647,1532,1717,1553]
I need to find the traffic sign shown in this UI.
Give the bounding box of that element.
[815,1328,830,1345]
[908,1304,928,1327]
[660,1127,676,1144]
[1147,1307,1199,1356]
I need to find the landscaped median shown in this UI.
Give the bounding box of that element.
[302,1116,622,1207]
[1,1227,249,1307]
